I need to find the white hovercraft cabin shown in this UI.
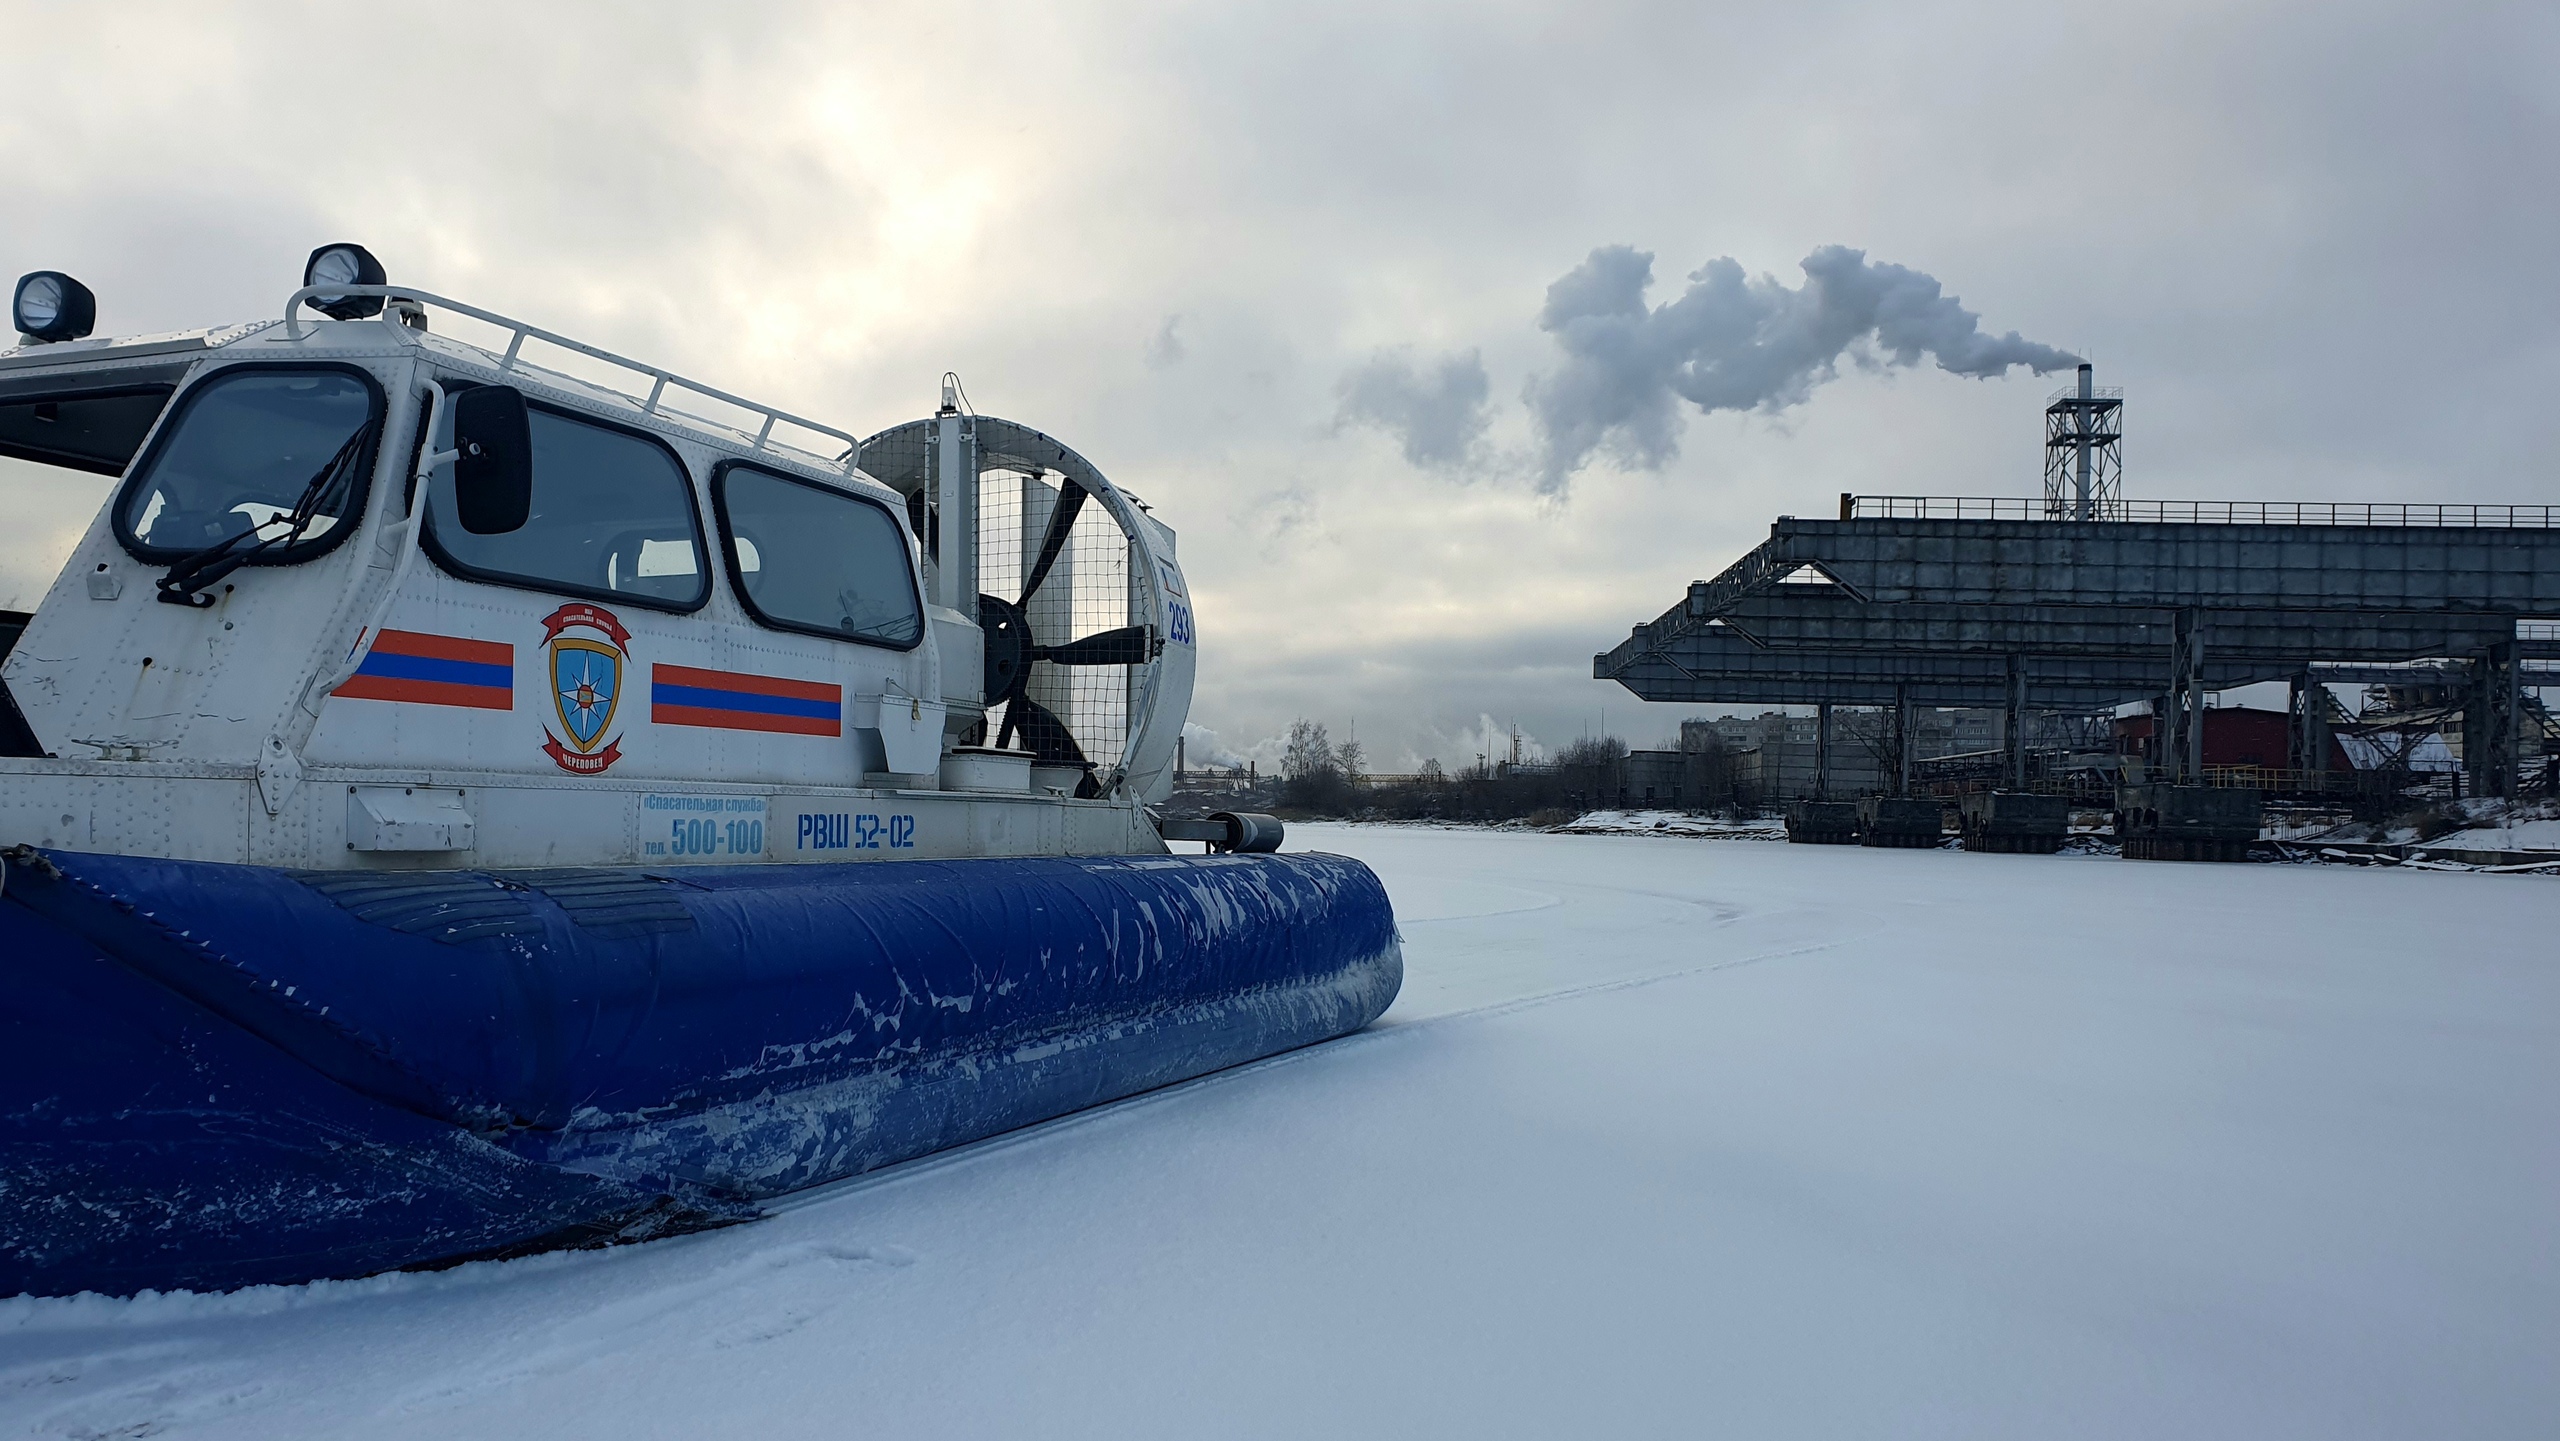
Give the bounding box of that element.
[0,246,1205,871]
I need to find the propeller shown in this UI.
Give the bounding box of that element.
[1018,477,1084,600]
[1034,628,1153,666]
[976,476,1157,793]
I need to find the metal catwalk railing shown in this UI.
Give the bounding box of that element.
[1841,495,2560,527]
[1911,766,2409,800]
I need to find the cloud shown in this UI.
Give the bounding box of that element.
[0,4,2545,774]
[1333,347,1493,471]
[1527,244,2079,488]
[1144,314,1186,369]
[1248,484,1320,561]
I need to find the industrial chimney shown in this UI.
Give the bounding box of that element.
[2043,363,2123,520]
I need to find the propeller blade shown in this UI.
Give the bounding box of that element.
[1008,695,1092,771]
[1032,625,1152,666]
[1016,479,1087,604]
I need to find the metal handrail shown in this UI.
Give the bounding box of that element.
[280,285,860,473]
[2190,766,2412,793]
[1842,495,2560,527]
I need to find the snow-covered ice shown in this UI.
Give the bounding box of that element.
[1551,807,1789,839]
[5,826,2557,1439]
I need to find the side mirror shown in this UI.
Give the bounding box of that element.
[451,386,532,535]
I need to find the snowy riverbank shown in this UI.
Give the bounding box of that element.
[6,826,2556,1439]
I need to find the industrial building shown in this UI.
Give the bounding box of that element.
[1596,365,2560,850]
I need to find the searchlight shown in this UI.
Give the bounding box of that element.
[12,271,96,343]
[302,243,387,320]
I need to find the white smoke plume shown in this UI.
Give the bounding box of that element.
[1421,713,1548,772]
[1180,721,1247,770]
[1527,244,2079,489]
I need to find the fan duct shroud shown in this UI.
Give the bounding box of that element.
[859,413,1192,802]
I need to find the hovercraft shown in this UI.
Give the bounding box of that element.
[0,248,1399,1296]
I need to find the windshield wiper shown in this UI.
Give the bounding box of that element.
[155,426,372,608]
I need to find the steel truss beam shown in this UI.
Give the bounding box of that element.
[1604,664,2149,709]
[1610,592,2531,669]
[1684,518,2560,617]
[1602,643,2270,710]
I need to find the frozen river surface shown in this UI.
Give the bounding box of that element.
[6,827,2557,1438]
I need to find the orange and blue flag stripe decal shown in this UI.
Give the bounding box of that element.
[332,629,514,710]
[651,663,841,737]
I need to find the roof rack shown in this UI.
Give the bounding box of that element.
[280,284,860,473]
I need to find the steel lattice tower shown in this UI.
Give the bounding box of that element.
[2043,362,2123,519]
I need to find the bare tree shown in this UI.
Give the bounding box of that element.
[1282,719,1337,782]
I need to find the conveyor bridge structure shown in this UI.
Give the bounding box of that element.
[1597,496,2560,798]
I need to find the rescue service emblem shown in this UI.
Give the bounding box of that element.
[539,602,630,774]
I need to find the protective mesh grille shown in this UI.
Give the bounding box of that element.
[976,468,1137,778]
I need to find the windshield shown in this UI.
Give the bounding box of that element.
[116,367,381,562]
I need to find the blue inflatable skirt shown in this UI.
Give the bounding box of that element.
[0,846,1401,1296]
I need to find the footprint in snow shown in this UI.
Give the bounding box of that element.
[388,1239,917,1411]
[702,1243,919,1350]
[27,1361,265,1441]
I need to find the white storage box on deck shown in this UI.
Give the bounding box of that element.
[940,746,1034,793]
[860,691,947,775]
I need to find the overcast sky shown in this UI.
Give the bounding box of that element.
[3,1,2553,768]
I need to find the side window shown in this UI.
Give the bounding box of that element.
[2,381,176,605]
[1,384,175,476]
[423,396,708,610]
[715,464,922,648]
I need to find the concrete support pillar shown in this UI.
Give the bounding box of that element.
[2493,642,2520,800]
[2167,610,2208,782]
[1814,702,1832,801]
[2463,662,2487,798]
[2467,643,2520,800]
[2304,675,2324,778]
[2005,657,2029,790]
[2290,672,2333,791]
[2310,683,2329,782]
[2188,670,2207,788]
[1890,686,1913,796]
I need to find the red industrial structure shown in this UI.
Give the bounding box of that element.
[2112,706,2353,773]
